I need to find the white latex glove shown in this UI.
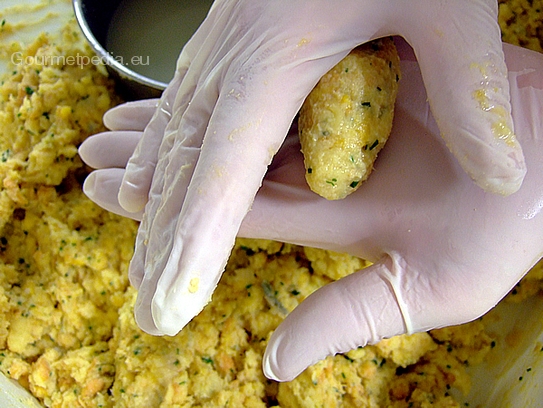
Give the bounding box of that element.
[81,0,528,357]
[80,42,543,381]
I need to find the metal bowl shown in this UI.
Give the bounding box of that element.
[72,0,212,100]
[73,0,164,99]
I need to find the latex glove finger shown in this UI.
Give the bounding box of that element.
[263,259,406,381]
[82,169,143,221]
[116,15,216,214]
[401,0,525,195]
[127,38,225,314]
[81,92,172,288]
[79,98,159,219]
[79,128,143,221]
[103,98,158,131]
[117,72,183,213]
[246,44,543,381]
[79,131,142,169]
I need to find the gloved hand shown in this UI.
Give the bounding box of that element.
[80,42,543,381]
[82,0,533,375]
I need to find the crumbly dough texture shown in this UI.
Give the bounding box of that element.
[298,37,400,200]
[0,4,542,408]
[498,0,543,52]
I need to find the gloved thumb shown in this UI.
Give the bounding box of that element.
[263,257,408,382]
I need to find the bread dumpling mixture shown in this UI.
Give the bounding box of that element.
[0,2,541,407]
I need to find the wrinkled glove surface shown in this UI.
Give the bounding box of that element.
[79,0,541,381]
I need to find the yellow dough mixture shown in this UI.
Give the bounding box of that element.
[0,1,542,407]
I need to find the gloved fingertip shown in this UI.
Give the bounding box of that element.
[453,126,526,196]
[118,181,148,213]
[262,333,301,382]
[103,99,159,131]
[150,301,193,337]
[475,162,526,196]
[261,356,279,381]
[78,139,93,167]
[150,276,211,337]
[82,169,145,221]
[132,285,197,337]
[128,253,144,290]
[82,171,97,198]
[133,293,164,336]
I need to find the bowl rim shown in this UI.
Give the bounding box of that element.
[72,0,168,92]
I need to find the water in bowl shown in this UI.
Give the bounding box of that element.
[106,0,214,84]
